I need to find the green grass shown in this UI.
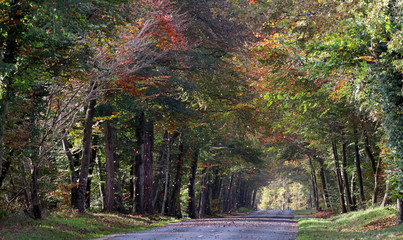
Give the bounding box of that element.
[297,206,403,240]
[0,210,178,240]
[293,209,318,215]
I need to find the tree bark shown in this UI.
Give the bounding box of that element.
[198,167,208,218]
[104,121,115,212]
[0,157,11,188]
[373,156,382,206]
[135,112,145,214]
[95,151,105,210]
[308,155,320,211]
[77,98,96,212]
[332,138,347,213]
[143,120,154,213]
[114,156,126,213]
[317,157,330,208]
[30,162,42,219]
[252,188,257,209]
[188,148,199,218]
[61,131,79,208]
[225,173,234,212]
[354,128,365,205]
[341,133,354,211]
[398,199,403,224]
[85,142,97,209]
[169,136,185,218]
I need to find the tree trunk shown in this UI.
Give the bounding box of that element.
[308,155,320,211]
[85,138,97,209]
[353,128,365,205]
[188,148,198,219]
[350,173,357,208]
[169,136,185,218]
[61,131,79,208]
[231,172,241,210]
[95,151,105,210]
[398,199,403,224]
[19,159,32,209]
[317,158,330,208]
[225,173,234,212]
[332,138,347,213]
[364,129,377,175]
[115,157,126,213]
[372,156,382,206]
[77,98,96,212]
[198,168,208,218]
[381,182,389,207]
[152,150,164,211]
[104,121,115,212]
[341,134,354,211]
[0,157,11,188]
[30,162,42,219]
[135,112,145,214]
[143,120,154,213]
[252,188,257,209]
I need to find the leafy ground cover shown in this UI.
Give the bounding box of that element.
[297,206,403,240]
[0,211,178,240]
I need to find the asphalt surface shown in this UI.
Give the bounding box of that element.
[95,210,297,240]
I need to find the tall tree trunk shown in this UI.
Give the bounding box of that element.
[135,112,145,214]
[130,157,136,213]
[115,157,126,213]
[19,159,31,209]
[252,188,257,209]
[152,150,164,211]
[77,98,96,212]
[0,158,11,188]
[161,132,170,216]
[61,131,79,208]
[169,136,185,218]
[381,182,389,207]
[161,131,180,215]
[95,151,105,210]
[198,168,208,218]
[332,138,347,213]
[354,128,365,205]
[398,199,403,224]
[104,121,115,212]
[341,134,354,211]
[226,173,234,212]
[188,148,199,219]
[143,120,154,213]
[317,158,330,208]
[85,137,97,209]
[363,129,377,174]
[363,128,382,206]
[373,156,382,206]
[308,155,320,211]
[235,173,242,210]
[30,162,42,219]
[350,173,357,208]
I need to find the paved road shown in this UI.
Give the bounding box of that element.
[95,210,297,240]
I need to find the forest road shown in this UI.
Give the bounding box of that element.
[95,210,297,240]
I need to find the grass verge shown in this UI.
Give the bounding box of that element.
[0,210,178,240]
[297,206,403,240]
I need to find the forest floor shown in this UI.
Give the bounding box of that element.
[296,206,403,239]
